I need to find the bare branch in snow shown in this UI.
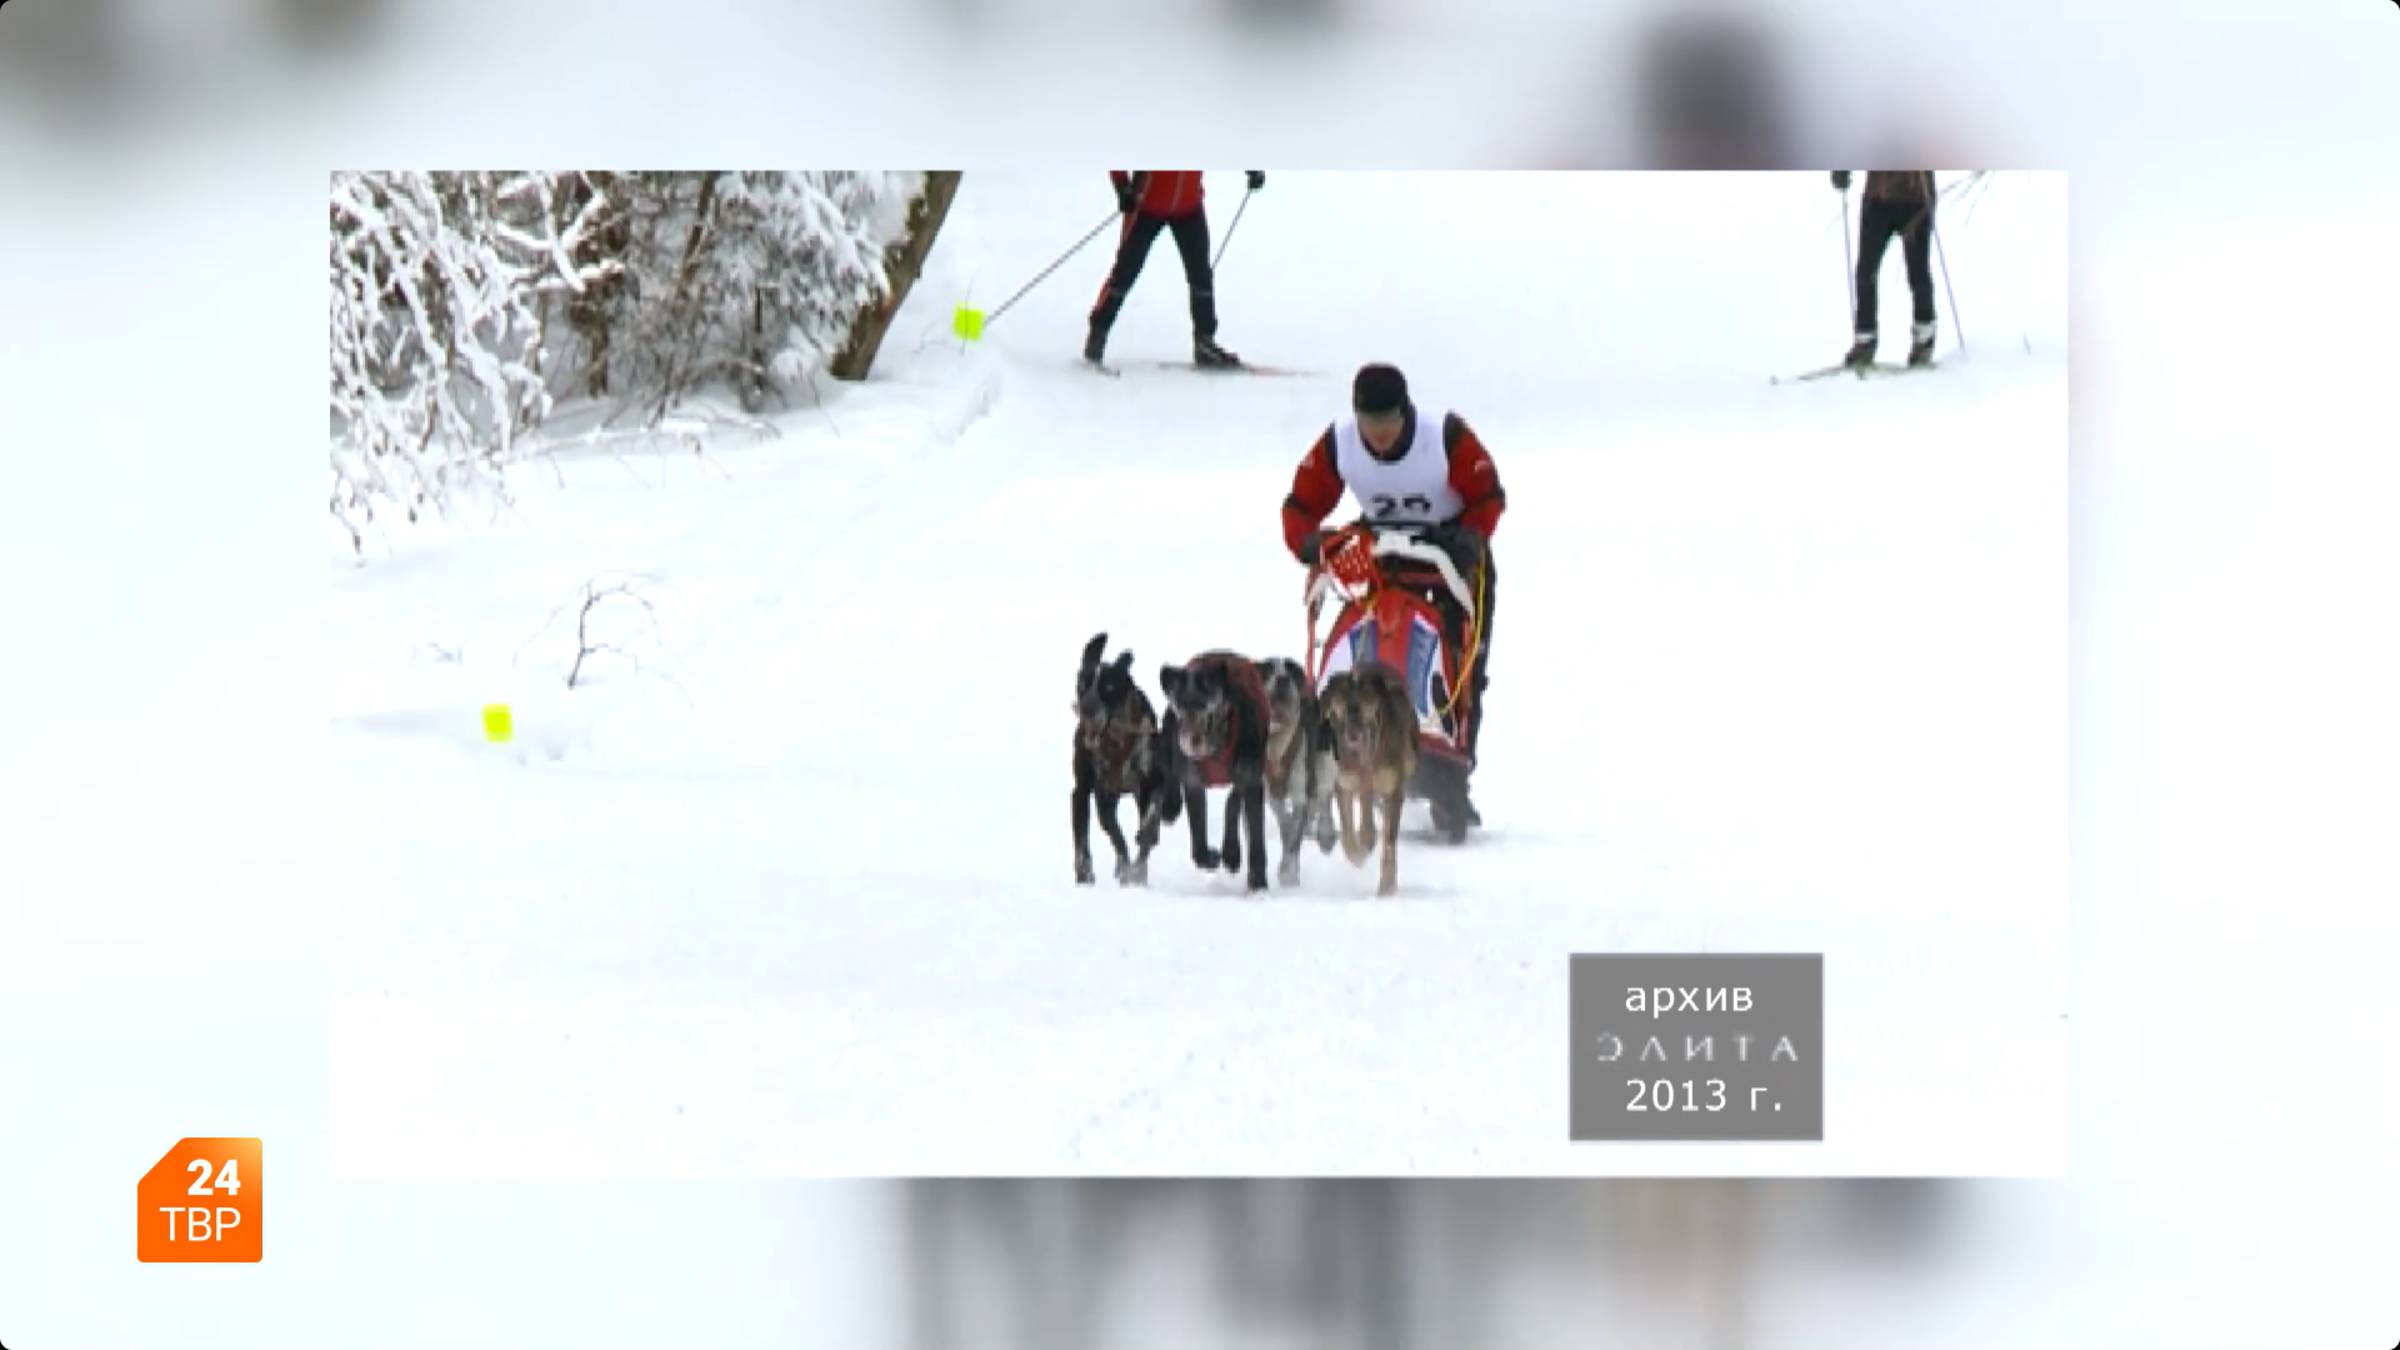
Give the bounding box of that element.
[563,573,668,691]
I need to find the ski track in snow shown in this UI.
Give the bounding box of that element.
[328,172,2069,1177]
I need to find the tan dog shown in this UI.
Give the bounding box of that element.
[1317,663,1419,896]
[1256,656,1334,886]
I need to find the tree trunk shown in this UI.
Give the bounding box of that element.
[651,172,722,423]
[829,171,963,382]
[563,171,626,398]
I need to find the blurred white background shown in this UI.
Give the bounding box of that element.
[1,0,2395,1345]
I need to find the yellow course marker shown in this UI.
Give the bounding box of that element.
[952,305,985,341]
[482,703,514,743]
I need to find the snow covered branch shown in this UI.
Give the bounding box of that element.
[331,170,928,552]
[329,171,558,552]
[579,171,922,420]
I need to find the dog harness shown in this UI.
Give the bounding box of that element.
[1080,710,1154,796]
[1186,653,1270,789]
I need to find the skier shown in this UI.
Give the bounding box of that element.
[1282,362,1506,829]
[1084,171,1263,370]
[1834,170,1940,369]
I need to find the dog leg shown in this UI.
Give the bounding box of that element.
[1272,791,1301,887]
[1358,782,1380,857]
[1098,791,1133,883]
[1221,789,1244,875]
[1337,785,1368,867]
[1139,776,1170,845]
[1245,783,1270,893]
[1128,787,1162,886]
[1379,780,1405,897]
[1073,783,1095,885]
[1188,785,1220,871]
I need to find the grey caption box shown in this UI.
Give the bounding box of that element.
[1569,954,1823,1142]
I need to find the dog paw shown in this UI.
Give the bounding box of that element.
[1075,857,1095,885]
[1378,878,1398,898]
[1277,857,1300,887]
[1193,848,1222,870]
[1247,875,1270,895]
[1222,843,1244,873]
[1121,860,1148,887]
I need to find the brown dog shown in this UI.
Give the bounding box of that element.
[1317,662,1418,896]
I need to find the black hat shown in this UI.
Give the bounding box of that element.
[1352,363,1408,415]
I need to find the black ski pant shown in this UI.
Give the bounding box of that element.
[1089,208,1216,340]
[1853,197,1936,338]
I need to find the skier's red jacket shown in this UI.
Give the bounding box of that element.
[1281,409,1507,560]
[1110,171,1206,218]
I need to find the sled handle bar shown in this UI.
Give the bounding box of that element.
[1305,533,1475,613]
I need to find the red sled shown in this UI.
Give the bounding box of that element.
[1303,523,1485,838]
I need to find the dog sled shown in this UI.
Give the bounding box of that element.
[1303,522,1488,842]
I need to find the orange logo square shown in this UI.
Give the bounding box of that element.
[138,1138,261,1262]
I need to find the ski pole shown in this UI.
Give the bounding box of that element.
[1932,212,1965,356]
[1212,185,1255,272]
[981,210,1121,329]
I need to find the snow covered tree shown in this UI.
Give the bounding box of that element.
[331,170,932,551]
[729,171,918,403]
[831,171,961,381]
[544,171,635,399]
[573,171,922,419]
[328,171,613,552]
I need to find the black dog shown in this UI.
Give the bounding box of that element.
[1158,650,1272,894]
[1074,632,1176,886]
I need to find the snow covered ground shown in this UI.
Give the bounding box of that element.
[328,171,2067,1177]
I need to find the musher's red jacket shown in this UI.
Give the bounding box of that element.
[1281,408,1507,560]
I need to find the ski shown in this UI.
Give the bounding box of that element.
[1129,359,1317,378]
[1773,360,1936,385]
[1078,357,1314,378]
[1771,363,1855,385]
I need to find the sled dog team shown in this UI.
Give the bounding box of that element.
[1072,633,1418,898]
